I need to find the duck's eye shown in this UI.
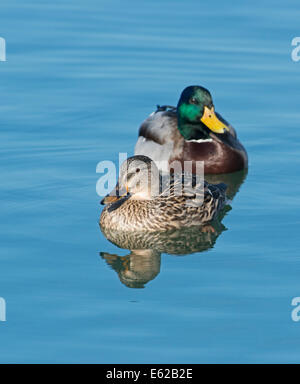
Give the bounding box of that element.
[136,168,140,173]
[190,98,198,105]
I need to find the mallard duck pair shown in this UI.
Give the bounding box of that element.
[100,86,248,232]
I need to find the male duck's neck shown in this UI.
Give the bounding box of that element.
[178,120,210,141]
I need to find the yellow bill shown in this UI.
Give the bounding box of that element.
[200,106,230,134]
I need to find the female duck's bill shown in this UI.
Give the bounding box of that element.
[134,85,248,175]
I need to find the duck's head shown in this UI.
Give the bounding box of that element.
[177,86,230,140]
[101,155,159,205]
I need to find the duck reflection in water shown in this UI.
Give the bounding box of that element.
[100,169,247,288]
[100,249,161,289]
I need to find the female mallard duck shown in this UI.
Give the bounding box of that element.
[134,86,248,174]
[100,155,227,232]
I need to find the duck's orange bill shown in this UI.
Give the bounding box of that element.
[200,106,230,134]
[101,195,119,205]
[101,185,128,205]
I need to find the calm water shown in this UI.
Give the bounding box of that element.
[1,0,300,363]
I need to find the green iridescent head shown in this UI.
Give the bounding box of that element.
[177,86,229,140]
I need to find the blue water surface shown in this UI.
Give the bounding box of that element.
[1,0,300,363]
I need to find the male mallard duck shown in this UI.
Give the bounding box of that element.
[135,86,248,174]
[100,155,227,232]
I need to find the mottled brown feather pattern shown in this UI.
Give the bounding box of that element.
[100,178,226,232]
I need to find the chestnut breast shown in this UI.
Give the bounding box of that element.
[174,140,247,174]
